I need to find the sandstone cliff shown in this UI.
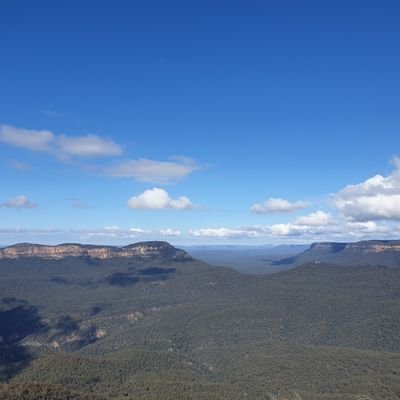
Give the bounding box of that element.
[309,240,400,253]
[0,241,192,261]
[275,240,400,268]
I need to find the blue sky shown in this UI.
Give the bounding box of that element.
[1,0,400,245]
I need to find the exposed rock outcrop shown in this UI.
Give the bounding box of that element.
[309,240,400,253]
[274,240,400,268]
[0,241,192,261]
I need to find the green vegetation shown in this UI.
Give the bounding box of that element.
[1,250,400,399]
[0,382,106,400]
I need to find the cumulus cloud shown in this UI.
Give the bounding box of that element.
[344,221,389,235]
[0,125,122,158]
[127,188,195,210]
[190,211,336,239]
[332,158,400,221]
[0,195,37,209]
[294,210,334,226]
[250,198,309,214]
[268,211,335,237]
[105,157,200,184]
[188,209,400,242]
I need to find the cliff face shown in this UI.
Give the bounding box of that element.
[309,241,400,254]
[277,240,400,269]
[345,242,400,253]
[0,241,192,261]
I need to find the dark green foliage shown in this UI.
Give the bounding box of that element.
[54,315,79,333]
[1,254,400,399]
[0,382,107,400]
[105,272,140,287]
[138,267,176,275]
[0,305,45,341]
[0,302,46,380]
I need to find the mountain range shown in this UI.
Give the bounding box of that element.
[183,240,400,272]
[1,240,400,399]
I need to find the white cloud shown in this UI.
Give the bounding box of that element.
[268,211,335,236]
[189,227,261,238]
[0,125,122,158]
[1,125,201,184]
[332,158,400,221]
[80,226,181,239]
[294,210,334,226]
[0,228,61,234]
[250,198,309,214]
[0,195,37,209]
[159,229,181,237]
[105,157,199,184]
[0,125,54,151]
[127,188,195,210]
[189,211,336,239]
[56,134,122,157]
[344,221,388,235]
[130,227,148,234]
[81,226,149,239]
[103,225,121,231]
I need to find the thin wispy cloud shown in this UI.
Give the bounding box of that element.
[9,160,34,171]
[104,157,201,184]
[70,199,91,209]
[0,124,202,184]
[0,195,37,209]
[189,227,261,238]
[57,134,122,157]
[42,109,63,118]
[0,226,181,242]
[0,125,54,152]
[0,125,123,159]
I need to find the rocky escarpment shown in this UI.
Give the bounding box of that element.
[0,241,192,261]
[309,240,400,253]
[273,239,400,268]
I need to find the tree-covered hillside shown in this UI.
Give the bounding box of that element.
[1,247,400,399]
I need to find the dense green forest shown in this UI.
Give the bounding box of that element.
[1,246,400,399]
